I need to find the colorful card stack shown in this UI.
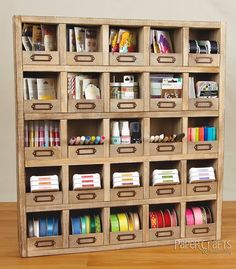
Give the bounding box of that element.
[149,207,178,228]
[72,173,101,190]
[30,175,59,192]
[152,169,180,185]
[110,212,140,232]
[112,172,140,188]
[188,127,217,142]
[150,30,173,54]
[189,167,216,183]
[71,214,102,235]
[28,215,59,237]
[25,121,60,147]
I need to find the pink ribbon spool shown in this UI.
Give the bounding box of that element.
[192,207,203,225]
[186,208,195,225]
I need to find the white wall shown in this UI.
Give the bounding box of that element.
[0,0,235,201]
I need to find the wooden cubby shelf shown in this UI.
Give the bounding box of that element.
[14,16,225,257]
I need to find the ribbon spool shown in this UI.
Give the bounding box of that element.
[189,40,219,54]
[71,214,102,235]
[110,212,140,232]
[186,206,213,225]
[149,208,178,228]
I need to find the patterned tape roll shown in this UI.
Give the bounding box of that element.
[117,213,129,232]
[110,214,120,232]
[95,215,102,233]
[192,207,203,225]
[47,217,54,236]
[71,216,81,235]
[186,208,195,225]
[85,215,91,234]
[80,216,87,234]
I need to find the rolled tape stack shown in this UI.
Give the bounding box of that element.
[149,208,178,228]
[189,167,215,183]
[110,212,140,232]
[30,175,59,192]
[152,169,180,185]
[73,173,101,190]
[112,171,140,188]
[186,206,213,225]
[71,214,102,235]
[28,215,59,237]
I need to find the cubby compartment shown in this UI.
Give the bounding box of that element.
[68,119,105,158]
[149,118,183,155]
[24,120,61,161]
[150,73,183,111]
[185,200,216,238]
[23,72,61,113]
[66,24,103,65]
[22,23,59,65]
[69,208,104,248]
[69,164,104,203]
[67,72,104,112]
[188,28,220,67]
[27,211,63,251]
[187,159,217,196]
[109,206,143,244]
[188,117,218,154]
[150,27,183,66]
[25,166,62,206]
[149,203,180,241]
[110,162,144,201]
[149,161,182,198]
[110,119,143,157]
[188,73,219,110]
[109,26,144,65]
[110,73,144,112]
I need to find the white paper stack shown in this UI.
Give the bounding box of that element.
[152,169,180,185]
[73,173,101,190]
[30,175,59,192]
[189,167,215,183]
[112,171,140,188]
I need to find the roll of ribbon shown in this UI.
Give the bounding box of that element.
[163,209,171,227]
[149,211,158,229]
[85,215,91,234]
[117,213,129,232]
[205,206,213,223]
[39,217,47,237]
[47,217,54,236]
[80,216,87,234]
[53,216,59,236]
[28,218,34,237]
[95,215,102,233]
[127,213,134,231]
[132,212,140,230]
[71,216,81,235]
[170,208,178,227]
[192,207,204,225]
[200,207,207,224]
[90,215,96,233]
[156,210,164,228]
[186,208,195,225]
[110,214,120,232]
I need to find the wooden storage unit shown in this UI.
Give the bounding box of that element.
[14,16,225,257]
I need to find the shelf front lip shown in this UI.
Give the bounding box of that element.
[25,194,217,212]
[24,110,219,120]
[26,234,216,257]
[22,65,220,73]
[18,15,222,28]
[25,153,219,167]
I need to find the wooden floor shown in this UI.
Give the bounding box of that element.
[0,202,235,269]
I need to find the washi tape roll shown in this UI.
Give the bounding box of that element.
[39,217,47,237]
[110,214,120,232]
[186,208,195,225]
[192,207,203,225]
[117,213,129,232]
[80,216,87,234]
[95,215,102,233]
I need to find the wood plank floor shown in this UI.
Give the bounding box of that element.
[0,202,235,269]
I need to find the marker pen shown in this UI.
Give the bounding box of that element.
[99,135,105,144]
[75,136,81,145]
[150,136,155,143]
[89,136,96,144]
[84,136,91,145]
[69,136,76,145]
[154,135,159,143]
[94,136,101,145]
[159,134,164,142]
[79,136,85,145]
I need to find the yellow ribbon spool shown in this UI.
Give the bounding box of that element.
[117,213,129,232]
